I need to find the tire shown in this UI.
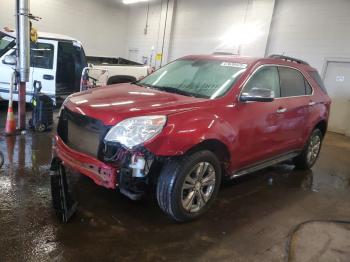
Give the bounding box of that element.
[156,150,222,222]
[293,129,323,169]
[35,123,46,132]
[107,75,137,85]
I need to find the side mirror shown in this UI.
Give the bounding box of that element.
[34,80,42,93]
[240,87,274,102]
[2,55,17,65]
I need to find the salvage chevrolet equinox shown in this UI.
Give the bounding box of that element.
[51,54,331,222]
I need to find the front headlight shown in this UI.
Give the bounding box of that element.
[104,115,167,149]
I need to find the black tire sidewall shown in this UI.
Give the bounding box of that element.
[107,75,136,85]
[160,150,222,221]
[35,123,46,132]
[304,129,323,168]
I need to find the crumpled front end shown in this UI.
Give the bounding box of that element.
[51,107,159,198]
[52,135,118,189]
[52,107,117,189]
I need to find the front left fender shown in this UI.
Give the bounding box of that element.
[144,109,237,157]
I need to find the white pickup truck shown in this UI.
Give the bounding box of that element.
[0,30,149,104]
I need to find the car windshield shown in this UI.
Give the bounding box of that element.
[0,32,15,57]
[138,59,247,99]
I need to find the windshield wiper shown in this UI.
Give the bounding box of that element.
[152,86,206,98]
[131,81,154,88]
[130,81,144,87]
[132,83,208,98]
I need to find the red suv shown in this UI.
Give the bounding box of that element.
[51,54,331,222]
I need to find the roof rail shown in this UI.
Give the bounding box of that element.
[268,54,309,65]
[212,52,237,55]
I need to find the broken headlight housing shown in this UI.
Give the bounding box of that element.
[104,115,167,149]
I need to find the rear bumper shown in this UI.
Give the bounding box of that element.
[52,135,118,189]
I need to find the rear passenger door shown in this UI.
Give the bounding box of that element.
[276,66,313,150]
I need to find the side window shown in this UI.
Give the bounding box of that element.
[30,42,54,69]
[244,66,280,98]
[279,67,311,97]
[305,79,313,95]
[309,70,327,94]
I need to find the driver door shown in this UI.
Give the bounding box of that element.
[234,65,287,169]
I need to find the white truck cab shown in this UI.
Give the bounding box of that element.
[0,30,149,104]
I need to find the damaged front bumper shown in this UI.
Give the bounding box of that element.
[50,135,154,222]
[51,135,158,196]
[51,135,118,189]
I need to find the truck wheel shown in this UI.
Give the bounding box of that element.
[107,75,137,85]
[156,150,222,222]
[293,129,323,169]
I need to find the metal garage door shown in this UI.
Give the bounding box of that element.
[323,61,350,137]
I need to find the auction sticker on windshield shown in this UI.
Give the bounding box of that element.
[221,62,247,69]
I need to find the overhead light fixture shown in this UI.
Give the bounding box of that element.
[122,0,149,4]
[215,22,264,53]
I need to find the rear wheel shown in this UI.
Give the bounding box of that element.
[156,150,221,222]
[294,129,323,169]
[107,75,137,85]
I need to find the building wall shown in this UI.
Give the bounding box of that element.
[169,0,275,60]
[266,0,350,73]
[125,0,175,67]
[125,0,350,71]
[0,0,128,57]
[125,0,166,65]
[125,0,275,66]
[2,0,350,72]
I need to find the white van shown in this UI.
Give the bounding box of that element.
[0,30,149,104]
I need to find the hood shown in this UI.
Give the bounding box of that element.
[65,83,207,126]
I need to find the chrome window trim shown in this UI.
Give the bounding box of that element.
[238,64,314,101]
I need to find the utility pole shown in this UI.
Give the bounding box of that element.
[16,0,30,130]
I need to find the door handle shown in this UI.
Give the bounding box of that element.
[43,74,54,80]
[309,101,316,106]
[276,107,287,114]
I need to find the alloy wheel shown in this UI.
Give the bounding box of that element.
[307,134,321,165]
[181,162,216,213]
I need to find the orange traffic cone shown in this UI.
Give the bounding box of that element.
[5,103,16,136]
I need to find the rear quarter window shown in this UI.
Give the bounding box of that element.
[279,67,306,97]
[304,79,313,95]
[309,71,327,94]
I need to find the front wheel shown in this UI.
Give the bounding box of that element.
[156,150,222,222]
[294,129,323,169]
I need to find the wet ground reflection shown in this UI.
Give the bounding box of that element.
[0,121,349,261]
